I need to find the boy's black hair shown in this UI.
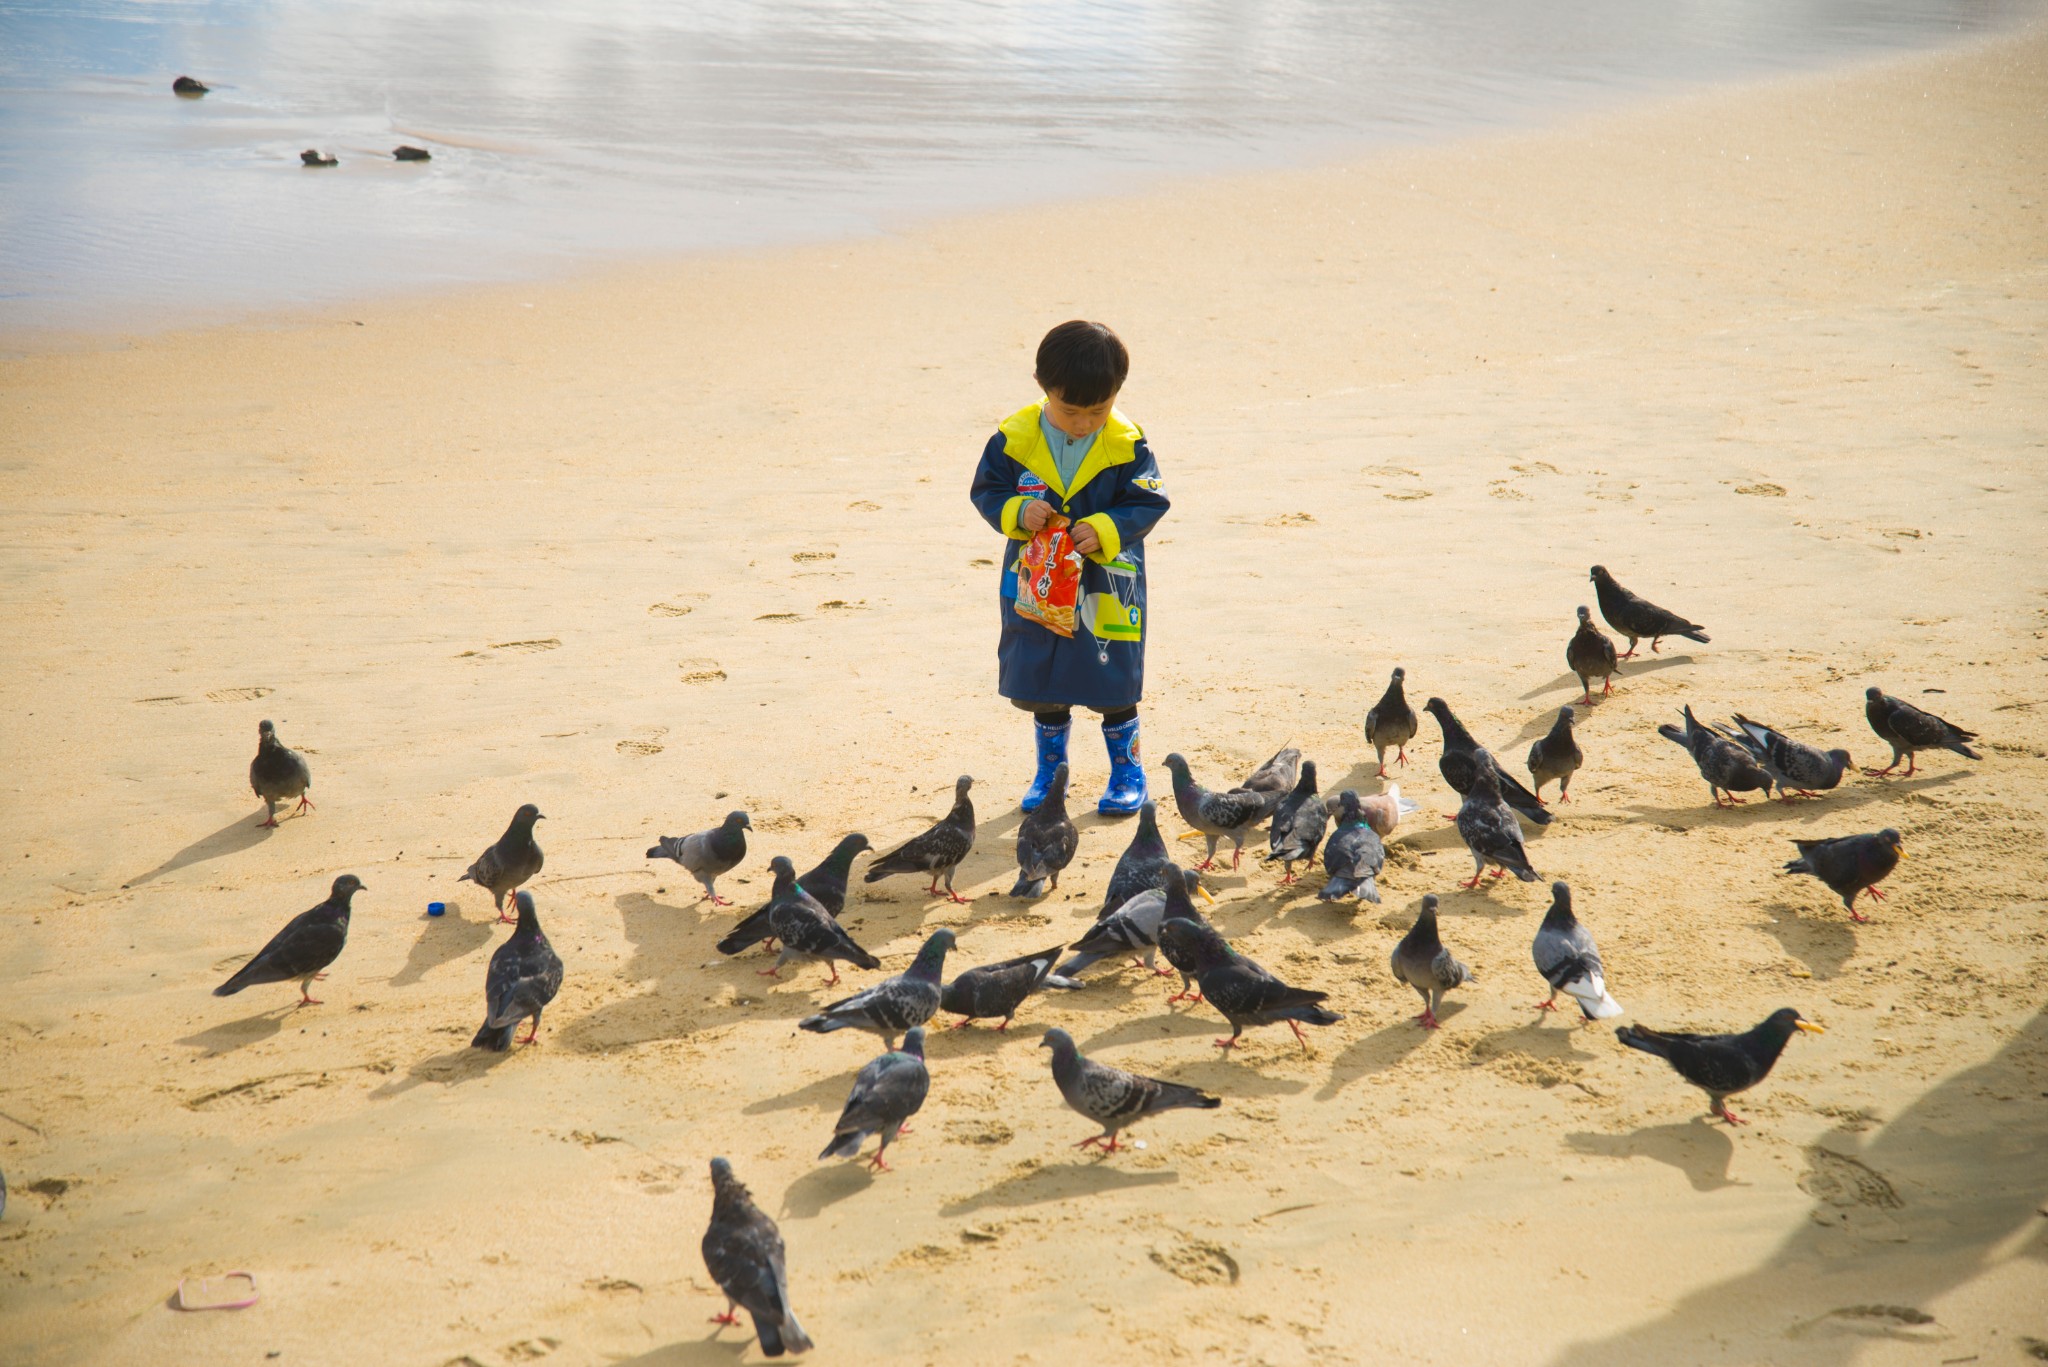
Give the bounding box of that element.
[1034,320,1129,408]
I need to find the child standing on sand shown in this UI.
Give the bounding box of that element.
[969,321,1171,816]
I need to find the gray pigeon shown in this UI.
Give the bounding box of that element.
[1657,705,1772,806]
[1863,687,1980,777]
[1316,791,1387,903]
[719,857,880,983]
[798,929,956,1047]
[703,1158,813,1357]
[646,810,751,906]
[1390,894,1475,1029]
[797,834,872,917]
[1058,867,1209,979]
[470,890,565,1050]
[459,803,545,924]
[1011,764,1079,898]
[214,874,362,1005]
[1423,698,1553,825]
[1154,887,1245,1005]
[1166,918,1344,1053]
[1040,1027,1220,1153]
[940,945,1076,1029]
[1726,714,1853,800]
[863,776,976,903]
[1530,882,1621,1021]
[1526,706,1583,805]
[819,1028,929,1170]
[1102,800,1171,913]
[1238,745,1302,818]
[1163,753,1266,870]
[1589,565,1710,658]
[249,719,313,827]
[1455,754,1540,887]
[1566,606,1620,704]
[1784,829,1904,922]
[1262,760,1327,884]
[1364,667,1419,777]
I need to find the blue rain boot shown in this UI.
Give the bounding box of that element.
[1098,716,1146,816]
[1021,718,1071,813]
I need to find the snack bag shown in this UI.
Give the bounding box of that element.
[1013,518,1083,638]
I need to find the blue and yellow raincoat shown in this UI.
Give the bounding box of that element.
[969,401,1170,710]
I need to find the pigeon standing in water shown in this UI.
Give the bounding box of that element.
[646,810,751,906]
[798,929,956,1047]
[1565,606,1620,703]
[819,1028,929,1171]
[1423,698,1552,825]
[214,875,363,1006]
[1011,763,1078,898]
[1101,800,1171,913]
[1526,706,1583,805]
[1059,867,1210,979]
[863,776,976,903]
[940,946,1076,1029]
[1724,714,1852,800]
[1039,1027,1220,1153]
[1262,760,1327,884]
[1364,667,1419,777]
[1783,829,1905,922]
[702,1158,813,1356]
[249,720,314,827]
[718,857,880,981]
[1588,565,1710,658]
[470,891,564,1050]
[1863,687,1981,777]
[1163,753,1266,870]
[1617,1009,1823,1125]
[1167,920,1344,1053]
[1390,894,1475,1029]
[1658,705,1772,807]
[796,834,872,918]
[1455,754,1540,888]
[1317,790,1387,903]
[459,803,545,924]
[1237,745,1302,818]
[1529,882,1621,1022]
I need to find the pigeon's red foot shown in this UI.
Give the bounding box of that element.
[1397,748,1409,766]
[995,1018,1012,1032]
[706,894,732,907]
[944,891,972,905]
[1416,1010,1440,1030]
[950,1017,975,1029]
[312,972,329,980]
[1375,764,1389,779]
[1231,850,1243,869]
[824,967,842,985]
[710,1310,742,1327]
[297,994,324,1007]
[1075,1134,1121,1153]
[1213,1036,1240,1050]
[755,967,782,977]
[1618,648,1640,660]
[1279,871,1297,885]
[1166,988,1203,1005]
[1866,885,1888,901]
[866,1152,893,1172]
[1579,692,1595,706]
[1651,639,1665,653]
[1716,1107,1750,1126]
[295,796,315,813]
[1195,857,1217,871]
[1559,791,1572,803]
[1489,868,1508,879]
[259,817,280,828]
[519,1024,540,1045]
[1287,1020,1309,1050]
[1458,873,1485,889]
[1601,678,1613,695]
[1152,965,1175,977]
[1532,998,1559,1011]
[1862,764,1899,777]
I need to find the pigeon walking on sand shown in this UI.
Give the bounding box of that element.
[1237,745,1303,818]
[1040,1027,1220,1154]
[214,874,363,1006]
[459,803,545,924]
[1164,752,1266,870]
[940,945,1077,1030]
[249,720,314,827]
[470,891,564,1050]
[1102,800,1172,914]
[1390,893,1475,1029]
[863,776,976,903]
[1863,687,1980,777]
[798,929,957,1047]
[819,1028,929,1171]
[1566,606,1621,703]
[718,856,880,982]
[1783,829,1905,922]
[1423,698,1552,825]
[796,834,872,918]
[1530,882,1621,1022]
[1011,764,1079,898]
[1154,889,1240,1005]
[1617,1009,1822,1125]
[1724,714,1853,800]
[1455,754,1540,888]
[703,1158,813,1356]
[1365,667,1419,777]
[1263,761,1327,884]
[1658,705,1772,807]
[1058,867,1210,979]
[1166,919,1344,1053]
[1526,706,1583,805]
[1317,790,1388,903]
[646,810,751,906]
[1589,565,1710,658]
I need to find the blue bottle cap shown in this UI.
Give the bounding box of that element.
[427,901,446,916]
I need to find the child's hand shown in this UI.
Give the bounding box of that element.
[1069,520,1102,556]
[1020,498,1058,533]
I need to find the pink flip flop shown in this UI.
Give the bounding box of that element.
[174,1271,258,1311]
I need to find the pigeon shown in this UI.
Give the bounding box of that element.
[1589,564,1710,658]
[798,929,956,1047]
[1058,868,1210,979]
[646,811,751,906]
[940,945,1076,1029]
[703,1158,813,1357]
[1163,753,1267,870]
[1423,698,1552,825]
[718,856,880,982]
[1155,894,1243,1005]
[1617,1008,1823,1125]
[300,149,337,166]
[1011,763,1079,898]
[1530,882,1621,1022]
[1455,753,1540,888]
[1262,760,1327,884]
[1566,605,1621,703]
[1101,800,1172,914]
[459,803,545,924]
[1167,919,1344,1053]
[469,890,564,1050]
[1658,705,1772,806]
[819,1028,929,1170]
[1039,1027,1220,1153]
[172,75,209,96]
[1783,829,1905,922]
[797,834,872,918]
[863,776,976,903]
[393,145,432,161]
[249,719,313,827]
[214,874,362,1006]
[1726,713,1853,800]
[1390,893,1475,1029]
[1237,745,1303,818]
[1364,666,1419,777]
[1863,687,1980,777]
[1316,790,1387,903]
[1526,706,1583,805]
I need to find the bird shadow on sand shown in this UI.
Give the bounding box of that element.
[552,893,727,1051]
[1754,899,1858,980]
[1078,1009,1225,1054]
[1315,1014,1449,1099]
[1437,880,1542,920]
[176,1007,295,1057]
[388,912,494,988]
[1625,768,1964,830]
[1170,1055,1312,1096]
[779,1161,879,1219]
[604,1335,750,1367]
[122,811,276,888]
[939,1159,1178,1217]
[742,1071,858,1119]
[1517,654,1693,704]
[1565,1119,1742,1192]
[368,1043,515,1099]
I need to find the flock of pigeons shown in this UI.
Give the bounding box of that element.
[208,564,1983,1357]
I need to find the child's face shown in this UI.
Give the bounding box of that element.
[1040,386,1117,440]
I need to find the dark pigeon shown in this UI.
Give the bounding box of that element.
[1059,867,1209,979]
[469,890,564,1050]
[863,776,976,903]
[703,1158,813,1356]
[1101,800,1172,914]
[1237,745,1303,819]
[1530,882,1621,1021]
[1011,763,1079,898]
[646,810,750,906]
[819,1028,929,1171]
[798,928,956,1047]
[1726,714,1853,800]
[797,834,872,917]
[1422,697,1552,825]
[172,75,209,95]
[1364,666,1419,777]
[1566,605,1621,703]
[393,145,431,160]
[249,719,313,827]
[940,945,1076,1030]
[1166,918,1344,1054]
[1784,828,1904,922]
[1262,760,1327,884]
[1455,753,1540,888]
[1390,893,1475,1029]
[1316,790,1388,903]
[214,874,362,1006]
[1589,564,1709,658]
[1864,687,1980,777]
[1040,1027,1220,1153]
[300,149,337,166]
[1526,706,1583,805]
[718,856,879,983]
[1163,752,1266,870]
[459,803,545,924]
[1156,900,1274,1007]
[1657,705,1772,807]
[1617,1008,1822,1125]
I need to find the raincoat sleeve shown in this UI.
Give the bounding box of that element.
[968,432,1033,540]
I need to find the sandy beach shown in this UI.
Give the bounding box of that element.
[3,24,2046,1367]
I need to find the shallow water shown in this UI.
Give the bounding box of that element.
[0,0,2038,333]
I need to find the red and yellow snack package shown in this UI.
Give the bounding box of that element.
[1014,518,1083,638]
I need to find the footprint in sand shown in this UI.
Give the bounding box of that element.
[755,612,803,623]
[205,686,273,702]
[1150,1238,1240,1286]
[791,549,837,562]
[678,658,725,684]
[616,726,667,756]
[847,500,881,512]
[648,602,695,617]
[1383,489,1433,501]
[135,695,191,706]
[490,638,561,653]
[1734,482,1786,497]
[1263,511,1316,527]
[1487,480,1528,501]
